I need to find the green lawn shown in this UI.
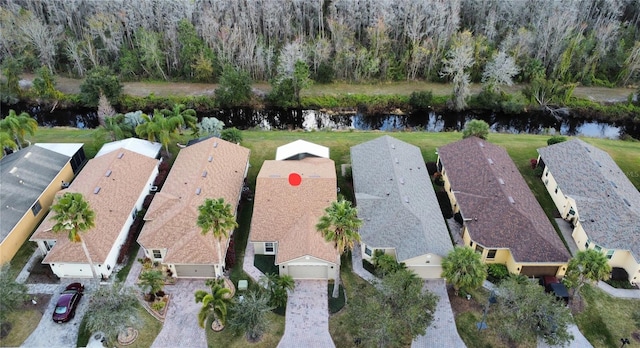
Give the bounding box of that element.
[0,310,41,347]
[205,312,285,348]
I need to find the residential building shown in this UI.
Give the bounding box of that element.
[250,140,339,280]
[351,135,453,278]
[31,145,159,279]
[137,137,250,278]
[537,138,640,284]
[438,137,570,277]
[1,143,85,264]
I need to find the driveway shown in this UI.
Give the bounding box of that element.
[21,281,94,348]
[277,280,335,348]
[537,323,593,348]
[412,279,466,348]
[151,279,208,348]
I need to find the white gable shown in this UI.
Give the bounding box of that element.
[35,143,83,157]
[95,138,161,159]
[275,139,329,160]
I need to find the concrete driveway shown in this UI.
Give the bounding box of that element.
[412,279,466,348]
[277,280,335,348]
[151,279,208,348]
[21,281,94,348]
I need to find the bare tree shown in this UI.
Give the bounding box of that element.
[482,51,519,92]
[441,31,475,111]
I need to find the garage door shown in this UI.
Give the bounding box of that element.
[287,265,328,279]
[174,264,216,278]
[409,265,443,279]
[520,265,559,277]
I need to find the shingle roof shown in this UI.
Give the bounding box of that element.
[537,138,640,260]
[250,157,339,264]
[438,137,570,263]
[350,135,453,261]
[1,146,72,242]
[31,149,159,264]
[137,137,250,265]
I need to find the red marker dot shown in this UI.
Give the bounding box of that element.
[289,173,302,186]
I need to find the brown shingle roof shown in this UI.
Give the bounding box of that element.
[31,149,159,264]
[438,137,570,263]
[250,157,339,264]
[137,138,250,264]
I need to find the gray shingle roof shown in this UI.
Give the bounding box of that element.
[537,138,640,260]
[439,137,570,263]
[1,146,71,241]
[350,135,453,261]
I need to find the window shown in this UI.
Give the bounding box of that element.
[606,250,614,260]
[132,208,138,220]
[544,179,549,185]
[364,246,372,256]
[475,244,484,254]
[152,250,162,259]
[545,171,549,177]
[487,249,497,259]
[568,207,576,216]
[265,242,275,254]
[554,186,558,194]
[584,239,590,249]
[45,240,55,251]
[31,201,42,216]
[594,245,602,252]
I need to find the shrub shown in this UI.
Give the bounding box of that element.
[426,162,438,176]
[408,90,434,111]
[530,158,538,169]
[151,300,166,312]
[533,166,544,178]
[487,264,509,283]
[547,135,567,146]
[433,172,445,186]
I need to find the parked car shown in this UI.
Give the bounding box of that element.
[539,276,569,305]
[52,283,84,323]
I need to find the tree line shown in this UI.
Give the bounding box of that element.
[1,0,640,87]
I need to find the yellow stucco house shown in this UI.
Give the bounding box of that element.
[438,137,571,277]
[0,143,85,265]
[350,135,453,279]
[537,138,640,285]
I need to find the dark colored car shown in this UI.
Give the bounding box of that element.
[52,283,84,323]
[540,276,569,305]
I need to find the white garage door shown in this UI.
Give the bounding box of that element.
[174,264,216,278]
[287,265,328,279]
[409,265,443,279]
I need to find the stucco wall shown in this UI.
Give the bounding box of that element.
[0,163,74,265]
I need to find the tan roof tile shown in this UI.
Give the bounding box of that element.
[137,138,250,264]
[250,157,339,264]
[31,149,159,264]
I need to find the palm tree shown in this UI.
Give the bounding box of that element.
[227,290,274,342]
[161,103,197,135]
[50,192,97,280]
[260,273,295,308]
[99,114,126,141]
[138,270,164,299]
[195,279,232,328]
[135,110,181,155]
[563,249,611,303]
[316,198,363,298]
[0,131,17,158]
[197,198,238,277]
[441,246,488,296]
[85,282,141,345]
[0,110,37,149]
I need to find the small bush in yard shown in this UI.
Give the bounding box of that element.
[151,301,165,312]
[487,264,509,283]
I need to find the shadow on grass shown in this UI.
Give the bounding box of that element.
[328,284,345,314]
[253,255,278,276]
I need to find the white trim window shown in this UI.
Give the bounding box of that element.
[265,242,275,254]
[152,249,162,259]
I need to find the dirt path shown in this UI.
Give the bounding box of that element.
[22,75,637,103]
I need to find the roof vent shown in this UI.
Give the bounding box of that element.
[478,142,484,147]
[488,158,494,165]
[202,171,207,178]
[498,178,505,185]
[404,196,409,203]
[400,178,405,185]
[395,158,399,164]
[610,181,618,189]
[9,167,17,174]
[596,160,602,167]
[623,198,631,207]
[585,146,591,153]
[195,187,202,195]
[94,187,101,194]
[24,152,32,158]
[117,152,124,159]
[213,142,218,148]
[508,196,515,204]
[105,170,112,177]
[391,144,395,149]
[208,155,213,162]
[269,174,280,178]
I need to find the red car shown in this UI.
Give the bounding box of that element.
[52,283,84,323]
